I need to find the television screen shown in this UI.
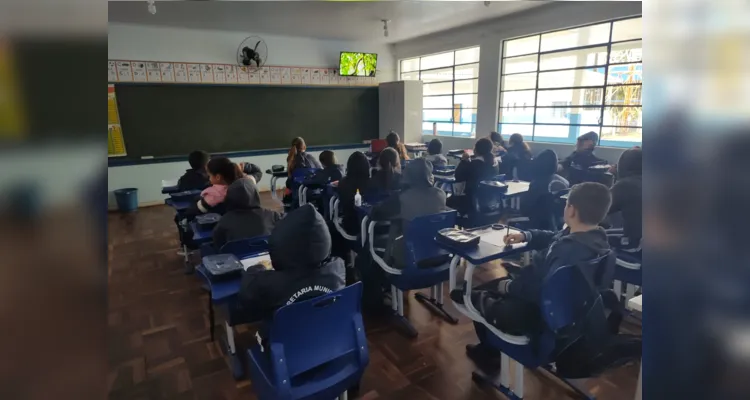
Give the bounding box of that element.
[339,52,378,77]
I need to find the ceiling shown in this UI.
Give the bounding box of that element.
[108,1,544,44]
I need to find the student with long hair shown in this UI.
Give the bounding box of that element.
[502,133,534,178]
[371,147,402,192]
[447,138,500,215]
[337,151,373,237]
[489,131,507,155]
[286,137,322,188]
[386,131,410,161]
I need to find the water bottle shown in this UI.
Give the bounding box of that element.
[354,189,362,207]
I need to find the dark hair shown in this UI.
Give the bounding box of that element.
[378,147,401,188]
[427,138,443,155]
[474,138,495,165]
[567,182,612,225]
[206,157,241,185]
[287,137,307,173]
[509,133,532,157]
[188,150,209,170]
[386,131,400,148]
[319,150,337,168]
[346,151,371,182]
[489,131,505,147]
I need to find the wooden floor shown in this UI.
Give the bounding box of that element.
[108,192,640,400]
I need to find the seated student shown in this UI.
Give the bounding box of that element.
[285,137,323,190]
[423,138,448,167]
[371,147,402,192]
[521,149,570,229]
[607,147,642,251]
[212,177,282,250]
[447,138,500,216]
[177,150,210,191]
[337,151,373,237]
[386,131,410,161]
[371,158,447,267]
[238,204,345,323]
[186,157,241,217]
[489,131,508,155]
[559,131,608,185]
[500,133,533,178]
[303,150,344,187]
[238,162,263,184]
[452,182,612,360]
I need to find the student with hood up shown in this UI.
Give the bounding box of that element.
[238,204,346,322]
[212,178,282,250]
[607,147,642,250]
[559,131,608,185]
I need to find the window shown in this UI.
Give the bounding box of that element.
[400,47,480,137]
[499,17,642,147]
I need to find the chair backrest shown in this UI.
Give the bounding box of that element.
[219,236,270,259]
[403,210,457,267]
[292,168,318,182]
[371,139,387,153]
[540,252,612,331]
[269,282,367,378]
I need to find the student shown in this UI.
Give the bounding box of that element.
[371,147,402,192]
[239,162,263,184]
[337,151,373,237]
[177,150,210,191]
[286,137,323,189]
[386,131,410,161]
[371,158,448,267]
[423,138,448,167]
[501,133,533,178]
[238,204,345,322]
[489,131,507,155]
[303,150,344,187]
[212,177,282,250]
[188,157,241,216]
[452,182,612,360]
[559,131,608,184]
[521,149,570,229]
[447,138,500,215]
[607,147,642,250]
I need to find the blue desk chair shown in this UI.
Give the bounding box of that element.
[266,165,287,202]
[220,236,271,259]
[456,180,507,229]
[467,252,615,400]
[368,210,459,338]
[247,282,369,400]
[291,168,320,209]
[608,232,642,303]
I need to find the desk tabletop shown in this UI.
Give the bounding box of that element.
[479,180,530,197]
[627,295,642,312]
[165,198,191,211]
[190,221,214,242]
[197,251,271,302]
[404,142,428,150]
[436,225,528,265]
[435,175,456,183]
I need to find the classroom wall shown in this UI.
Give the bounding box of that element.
[396,1,641,159]
[108,23,392,209]
[107,146,368,210]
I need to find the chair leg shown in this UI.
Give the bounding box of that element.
[392,288,418,338]
[223,321,244,380]
[613,280,623,301]
[208,294,215,342]
[472,360,525,400]
[541,365,597,400]
[625,284,637,303]
[414,285,458,324]
[338,391,348,400]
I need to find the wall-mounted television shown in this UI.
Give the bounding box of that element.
[339,52,378,77]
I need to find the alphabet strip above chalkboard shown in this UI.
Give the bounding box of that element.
[107,60,378,87]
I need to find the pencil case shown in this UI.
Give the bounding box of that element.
[436,228,480,249]
[203,254,243,278]
[195,213,221,230]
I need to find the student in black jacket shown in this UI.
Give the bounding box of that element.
[286,137,322,190]
[521,149,569,229]
[607,147,642,250]
[213,178,282,250]
[238,204,346,323]
[559,131,608,184]
[337,151,373,237]
[177,150,210,191]
[447,138,500,215]
[371,158,448,268]
[503,133,534,179]
[371,147,402,193]
[303,150,344,188]
[452,183,613,361]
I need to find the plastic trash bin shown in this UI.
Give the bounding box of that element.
[114,188,138,213]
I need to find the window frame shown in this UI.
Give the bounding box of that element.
[498,16,642,148]
[399,46,480,138]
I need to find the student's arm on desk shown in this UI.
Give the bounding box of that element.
[524,229,557,251]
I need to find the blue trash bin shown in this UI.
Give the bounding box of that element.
[114,188,138,213]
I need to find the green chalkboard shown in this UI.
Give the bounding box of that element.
[114,83,379,158]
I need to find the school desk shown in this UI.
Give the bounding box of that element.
[195,252,272,380]
[404,142,428,157]
[190,220,214,245]
[164,198,191,211]
[266,167,287,202]
[161,179,179,194]
[480,180,530,210]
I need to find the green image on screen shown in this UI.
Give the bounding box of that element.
[339,52,378,77]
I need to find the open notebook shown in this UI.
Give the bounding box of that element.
[241,253,273,271]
